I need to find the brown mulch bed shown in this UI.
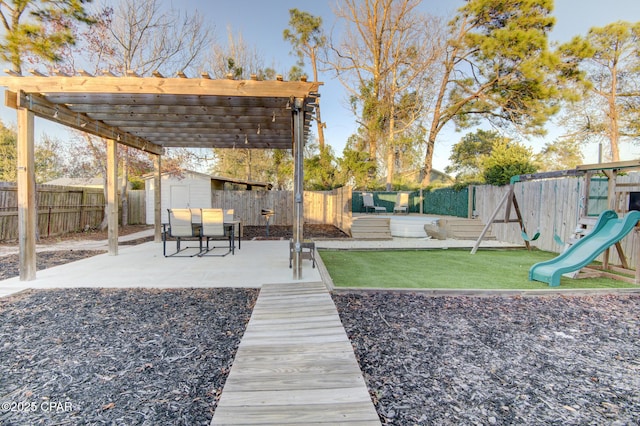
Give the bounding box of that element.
[241,224,350,240]
[0,288,258,425]
[332,291,640,425]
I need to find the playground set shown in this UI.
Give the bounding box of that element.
[472,160,640,286]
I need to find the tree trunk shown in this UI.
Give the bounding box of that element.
[386,110,397,191]
[608,63,620,161]
[386,147,394,191]
[421,135,435,187]
[316,101,325,151]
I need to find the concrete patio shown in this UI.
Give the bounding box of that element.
[0,227,524,298]
[0,237,321,298]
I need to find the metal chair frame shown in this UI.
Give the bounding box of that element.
[199,208,233,257]
[163,208,202,257]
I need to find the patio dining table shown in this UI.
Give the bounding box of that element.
[164,219,242,257]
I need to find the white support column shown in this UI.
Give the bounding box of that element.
[107,138,118,255]
[17,106,36,281]
[153,154,162,242]
[292,98,305,279]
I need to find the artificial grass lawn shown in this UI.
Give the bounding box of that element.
[318,248,640,290]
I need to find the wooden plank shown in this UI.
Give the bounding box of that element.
[0,75,321,98]
[212,402,380,425]
[17,106,36,280]
[211,282,380,425]
[218,387,372,406]
[224,371,365,392]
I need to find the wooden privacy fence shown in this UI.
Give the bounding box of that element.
[210,187,353,234]
[475,173,640,268]
[305,186,352,235]
[0,184,147,241]
[127,190,145,225]
[0,183,104,241]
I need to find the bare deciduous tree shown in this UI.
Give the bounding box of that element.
[99,0,212,76]
[328,0,438,189]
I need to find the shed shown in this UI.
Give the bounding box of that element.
[144,171,211,225]
[144,171,273,224]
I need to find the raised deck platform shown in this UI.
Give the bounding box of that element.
[350,214,495,240]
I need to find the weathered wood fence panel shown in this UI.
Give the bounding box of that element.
[212,190,293,226]
[475,173,640,268]
[127,190,145,225]
[0,183,105,241]
[304,186,352,235]
[0,184,148,241]
[211,187,352,233]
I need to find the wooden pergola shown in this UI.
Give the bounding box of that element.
[0,71,321,281]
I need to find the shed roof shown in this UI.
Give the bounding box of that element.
[0,71,321,156]
[142,170,273,190]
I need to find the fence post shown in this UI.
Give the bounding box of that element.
[80,188,87,231]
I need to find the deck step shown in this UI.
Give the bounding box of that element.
[442,218,496,240]
[350,216,392,239]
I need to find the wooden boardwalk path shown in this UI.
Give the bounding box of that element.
[211,281,380,425]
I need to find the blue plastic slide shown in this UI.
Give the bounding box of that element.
[529,210,640,286]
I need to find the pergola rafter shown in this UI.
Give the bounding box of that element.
[0,71,321,281]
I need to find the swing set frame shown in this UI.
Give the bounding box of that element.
[471,160,640,285]
[471,168,584,254]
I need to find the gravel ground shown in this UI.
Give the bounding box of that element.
[0,288,258,425]
[333,291,640,425]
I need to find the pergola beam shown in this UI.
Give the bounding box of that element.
[0,75,319,98]
[7,90,163,155]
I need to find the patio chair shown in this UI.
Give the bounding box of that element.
[393,192,409,214]
[289,239,316,268]
[200,208,232,257]
[362,192,386,213]
[163,208,202,257]
[190,207,202,226]
[224,208,241,249]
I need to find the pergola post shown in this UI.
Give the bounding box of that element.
[153,154,162,242]
[17,105,36,281]
[292,98,305,279]
[106,138,118,255]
